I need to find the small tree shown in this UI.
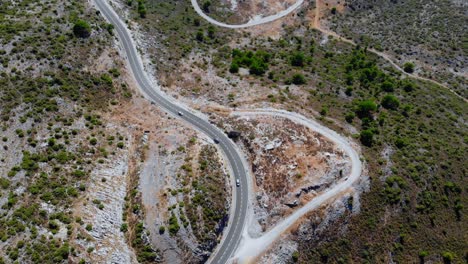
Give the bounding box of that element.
[290,52,305,67]
[403,62,415,73]
[229,63,239,73]
[381,80,395,92]
[73,20,91,38]
[381,95,400,110]
[196,30,204,42]
[360,130,374,147]
[137,0,147,18]
[202,0,211,12]
[345,112,355,123]
[89,138,98,145]
[207,25,215,39]
[442,251,454,263]
[356,100,377,119]
[401,79,416,92]
[292,251,299,262]
[249,60,267,75]
[291,73,306,85]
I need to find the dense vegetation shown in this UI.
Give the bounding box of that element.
[230,49,271,75]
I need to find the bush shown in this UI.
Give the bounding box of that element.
[105,23,114,35]
[395,137,409,149]
[360,130,374,147]
[291,73,306,85]
[320,107,328,116]
[290,52,305,67]
[381,95,400,110]
[137,0,147,18]
[231,49,270,76]
[159,226,165,234]
[356,100,377,119]
[196,30,204,42]
[403,62,415,73]
[402,80,416,92]
[73,170,85,178]
[442,251,454,263]
[89,138,98,145]
[381,80,395,92]
[54,243,70,260]
[345,112,355,123]
[73,20,91,38]
[202,0,211,12]
[0,178,11,189]
[207,25,215,39]
[249,60,267,75]
[168,213,180,236]
[292,251,299,262]
[229,63,239,73]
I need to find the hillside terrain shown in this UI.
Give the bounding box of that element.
[0,0,230,263]
[120,0,467,262]
[322,0,467,98]
[0,0,135,262]
[1,0,466,263]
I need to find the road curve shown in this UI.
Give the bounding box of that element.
[191,0,304,28]
[231,109,362,261]
[93,1,249,263]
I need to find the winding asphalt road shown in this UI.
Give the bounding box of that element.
[191,0,304,28]
[93,1,248,263]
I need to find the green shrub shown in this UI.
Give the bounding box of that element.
[202,0,211,12]
[105,23,114,35]
[137,0,147,18]
[168,213,180,236]
[403,62,415,73]
[291,73,306,85]
[290,52,305,67]
[292,251,299,262]
[0,178,10,189]
[231,49,270,76]
[381,95,400,110]
[356,100,377,119]
[229,63,239,73]
[360,130,374,147]
[381,80,395,92]
[73,20,91,38]
[89,138,98,145]
[442,251,454,263]
[196,30,204,42]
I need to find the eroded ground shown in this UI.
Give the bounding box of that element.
[219,114,351,230]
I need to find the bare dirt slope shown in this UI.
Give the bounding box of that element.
[219,114,351,231]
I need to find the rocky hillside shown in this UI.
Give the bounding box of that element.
[114,0,468,263]
[0,0,137,262]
